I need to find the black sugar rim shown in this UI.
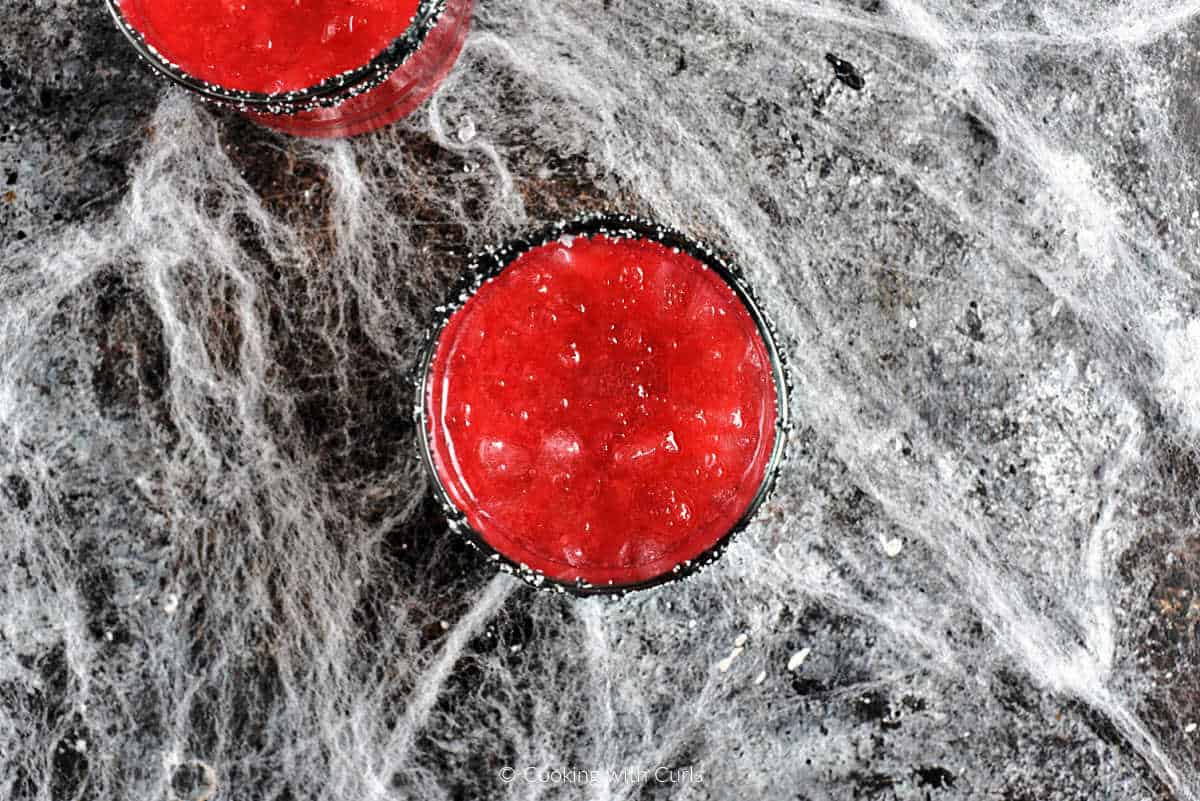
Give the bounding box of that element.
[414,213,792,597]
[105,0,446,113]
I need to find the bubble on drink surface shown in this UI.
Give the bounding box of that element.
[477,437,531,478]
[541,429,583,462]
[611,432,659,466]
[558,341,582,367]
[560,533,588,567]
[619,263,644,291]
[615,536,665,567]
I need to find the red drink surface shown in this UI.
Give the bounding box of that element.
[118,0,422,93]
[425,233,780,589]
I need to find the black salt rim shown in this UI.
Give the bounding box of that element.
[413,213,792,596]
[105,0,446,114]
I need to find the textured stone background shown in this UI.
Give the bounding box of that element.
[3,1,1200,800]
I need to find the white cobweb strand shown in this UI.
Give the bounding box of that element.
[3,0,1200,799]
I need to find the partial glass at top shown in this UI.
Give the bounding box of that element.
[107,0,443,102]
[107,0,474,138]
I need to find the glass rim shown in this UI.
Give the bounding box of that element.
[414,213,792,597]
[105,0,447,112]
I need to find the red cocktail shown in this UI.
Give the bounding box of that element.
[107,0,473,138]
[418,216,788,593]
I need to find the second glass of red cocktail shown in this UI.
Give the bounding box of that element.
[107,0,473,138]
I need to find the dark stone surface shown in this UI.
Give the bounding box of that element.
[0,2,159,251]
